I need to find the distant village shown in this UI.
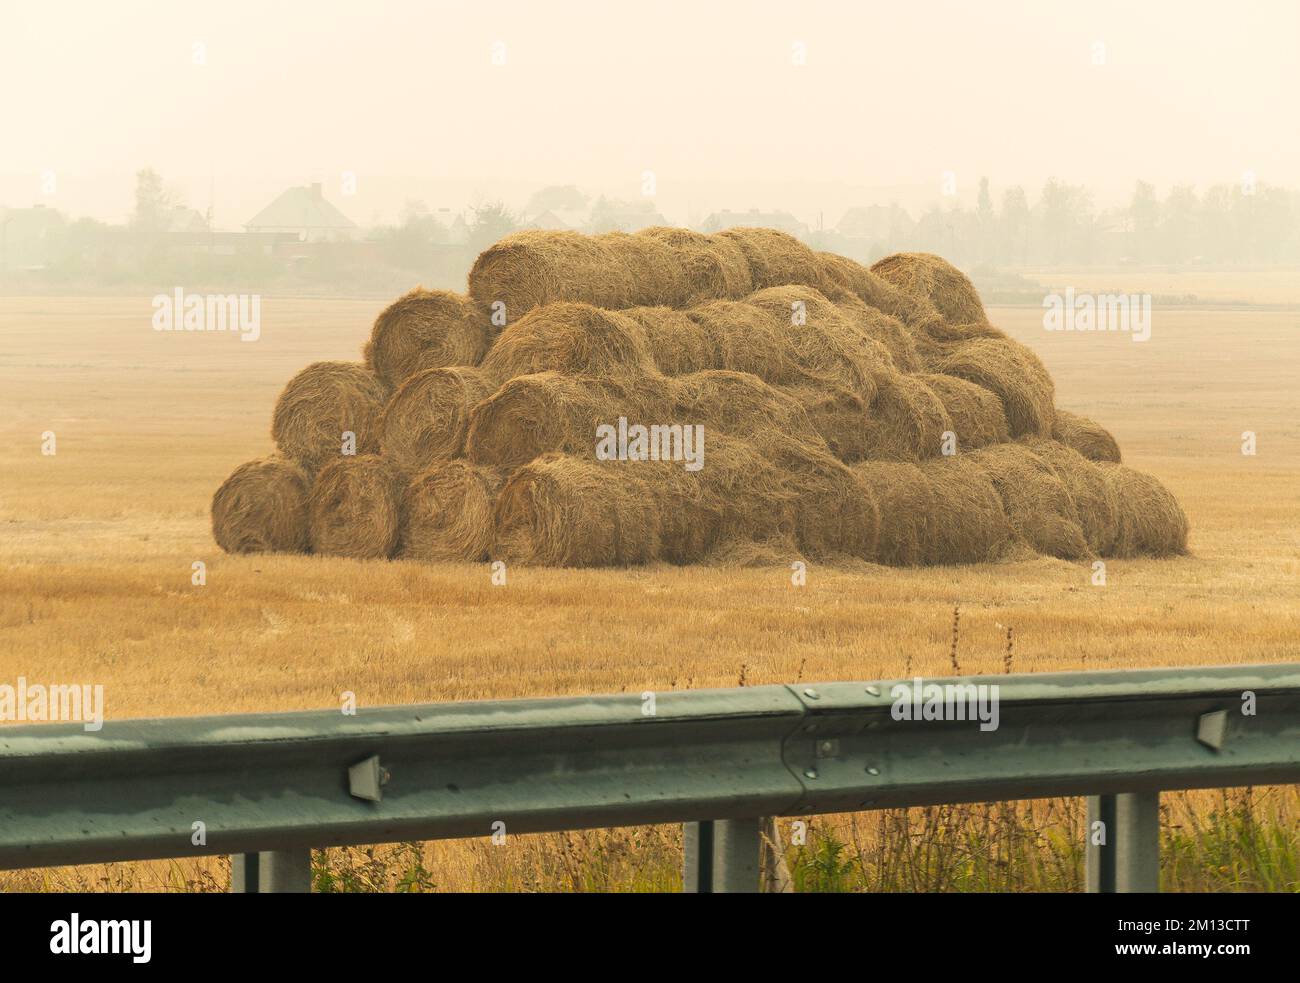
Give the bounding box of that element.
[3,171,1297,295]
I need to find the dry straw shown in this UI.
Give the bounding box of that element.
[930,337,1056,438]
[307,454,403,559]
[466,371,674,472]
[919,455,1015,564]
[1021,437,1120,555]
[493,453,662,567]
[482,303,657,380]
[1052,409,1122,463]
[871,252,988,326]
[272,361,389,471]
[378,365,496,474]
[715,227,825,291]
[363,288,491,389]
[211,456,311,554]
[817,251,943,333]
[964,443,1090,560]
[861,374,953,461]
[1100,463,1189,557]
[851,461,934,566]
[398,460,502,562]
[918,373,1010,450]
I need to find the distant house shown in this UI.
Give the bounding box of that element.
[245,183,356,242]
[699,208,809,238]
[526,208,589,232]
[0,204,64,271]
[588,198,667,233]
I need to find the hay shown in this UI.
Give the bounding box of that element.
[716,227,825,290]
[1052,409,1122,463]
[851,461,935,566]
[379,365,496,474]
[918,373,1010,450]
[363,288,491,389]
[493,453,661,567]
[466,371,673,472]
[861,374,953,461]
[759,432,879,560]
[468,230,638,324]
[817,252,944,332]
[482,302,657,380]
[211,456,311,554]
[272,361,389,471]
[623,306,719,375]
[398,460,502,562]
[787,383,870,463]
[307,454,403,559]
[633,227,753,304]
[930,337,1055,438]
[836,298,923,373]
[964,444,1090,559]
[1021,438,1120,555]
[1100,464,1189,557]
[671,370,823,446]
[920,456,1015,564]
[870,252,987,326]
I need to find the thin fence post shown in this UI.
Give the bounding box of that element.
[230,852,259,893]
[258,848,312,893]
[1087,792,1160,893]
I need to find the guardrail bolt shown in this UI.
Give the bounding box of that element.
[865,685,880,696]
[803,688,820,700]
[804,768,819,780]
[865,766,880,776]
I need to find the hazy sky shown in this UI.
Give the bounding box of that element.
[4,0,1297,226]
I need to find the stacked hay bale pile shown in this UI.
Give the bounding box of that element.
[212,227,1189,567]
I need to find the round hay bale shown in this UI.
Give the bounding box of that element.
[481,302,656,380]
[746,285,890,400]
[211,456,311,554]
[851,461,934,566]
[623,306,719,375]
[817,251,944,332]
[684,299,798,381]
[870,252,987,325]
[466,371,674,472]
[468,230,637,324]
[671,370,823,446]
[964,444,1090,560]
[634,227,753,304]
[1052,409,1122,463]
[930,337,1055,438]
[1099,464,1189,557]
[398,460,502,562]
[917,373,1010,450]
[363,288,491,389]
[493,453,662,567]
[757,432,880,561]
[271,361,389,471]
[1022,438,1120,555]
[919,456,1015,564]
[307,454,402,559]
[862,374,954,461]
[715,227,825,290]
[787,383,870,463]
[837,297,923,373]
[379,365,496,474]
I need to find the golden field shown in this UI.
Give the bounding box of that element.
[1,289,1297,891]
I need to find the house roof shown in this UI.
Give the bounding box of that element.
[245,183,356,231]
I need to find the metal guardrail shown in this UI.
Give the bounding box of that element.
[0,664,1296,893]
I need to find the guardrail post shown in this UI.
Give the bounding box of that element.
[683,819,761,893]
[230,852,259,893]
[259,849,312,893]
[1086,792,1160,893]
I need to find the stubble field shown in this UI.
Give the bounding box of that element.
[1,288,1297,891]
